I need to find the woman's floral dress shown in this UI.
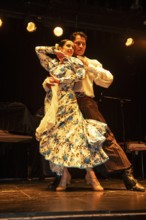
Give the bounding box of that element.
[35,46,109,175]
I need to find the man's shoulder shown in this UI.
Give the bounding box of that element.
[85,57,102,66]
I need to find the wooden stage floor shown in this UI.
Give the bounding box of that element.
[0,178,146,220]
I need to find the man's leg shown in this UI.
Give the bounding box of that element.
[103,129,145,192]
[77,96,145,192]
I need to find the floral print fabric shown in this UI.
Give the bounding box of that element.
[36,49,109,175]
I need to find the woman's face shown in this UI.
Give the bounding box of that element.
[60,40,74,56]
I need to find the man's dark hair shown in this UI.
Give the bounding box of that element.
[70,31,87,41]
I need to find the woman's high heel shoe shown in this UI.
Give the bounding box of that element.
[56,170,71,191]
[56,176,67,191]
[90,178,104,191]
[85,173,104,191]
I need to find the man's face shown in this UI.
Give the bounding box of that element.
[73,35,86,56]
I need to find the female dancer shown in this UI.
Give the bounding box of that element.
[35,39,109,191]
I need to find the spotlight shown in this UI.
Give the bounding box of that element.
[53,26,63,37]
[125,38,134,47]
[0,18,3,27]
[26,21,37,32]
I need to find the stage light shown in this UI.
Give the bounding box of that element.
[125,37,134,47]
[0,18,3,27]
[53,26,63,37]
[26,21,37,32]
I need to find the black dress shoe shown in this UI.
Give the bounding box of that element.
[122,167,145,192]
[48,175,62,191]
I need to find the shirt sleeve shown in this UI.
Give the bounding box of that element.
[86,58,114,88]
[35,46,58,72]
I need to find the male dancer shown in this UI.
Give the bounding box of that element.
[68,31,145,192]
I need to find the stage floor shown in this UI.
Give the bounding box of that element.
[0,178,146,219]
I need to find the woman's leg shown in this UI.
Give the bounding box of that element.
[56,167,71,191]
[86,168,104,191]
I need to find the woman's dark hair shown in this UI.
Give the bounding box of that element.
[70,31,87,41]
[58,39,71,47]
